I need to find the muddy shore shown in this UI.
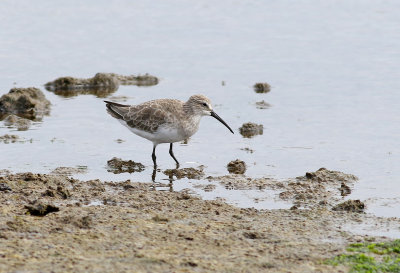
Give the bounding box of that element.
[0,171,399,272]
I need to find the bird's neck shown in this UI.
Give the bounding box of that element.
[183,101,193,115]
[181,107,202,138]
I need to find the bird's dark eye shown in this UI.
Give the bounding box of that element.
[202,103,207,107]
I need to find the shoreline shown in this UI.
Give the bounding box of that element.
[1,171,399,272]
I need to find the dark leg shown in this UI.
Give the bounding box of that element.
[169,143,180,166]
[151,166,157,182]
[152,145,157,167]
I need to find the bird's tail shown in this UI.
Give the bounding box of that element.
[104,100,129,120]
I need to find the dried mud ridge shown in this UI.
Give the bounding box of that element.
[45,73,159,98]
[0,171,398,272]
[0,87,51,121]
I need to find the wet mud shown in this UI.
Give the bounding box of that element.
[107,157,145,174]
[253,82,271,93]
[332,199,365,213]
[50,166,88,176]
[163,166,205,179]
[209,168,358,210]
[0,171,398,272]
[45,73,159,98]
[227,159,246,174]
[239,122,263,138]
[0,87,50,120]
[25,201,60,216]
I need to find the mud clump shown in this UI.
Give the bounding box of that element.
[25,201,60,216]
[42,185,71,199]
[3,114,31,130]
[332,200,365,213]
[112,73,159,86]
[107,157,145,174]
[45,73,159,98]
[0,183,11,191]
[239,122,263,138]
[253,82,271,93]
[163,167,204,179]
[0,87,51,120]
[339,182,351,196]
[282,168,358,209]
[305,167,358,183]
[227,159,246,174]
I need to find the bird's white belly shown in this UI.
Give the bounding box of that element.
[119,120,185,144]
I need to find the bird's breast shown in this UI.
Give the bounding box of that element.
[181,116,201,138]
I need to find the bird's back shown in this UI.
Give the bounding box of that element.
[105,99,185,134]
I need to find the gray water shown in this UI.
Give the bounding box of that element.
[1,1,399,217]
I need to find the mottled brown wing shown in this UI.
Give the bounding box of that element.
[123,101,172,133]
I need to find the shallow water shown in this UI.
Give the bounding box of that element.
[0,1,399,217]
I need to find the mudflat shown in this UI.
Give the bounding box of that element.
[1,171,398,272]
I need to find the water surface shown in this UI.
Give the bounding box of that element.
[0,0,399,217]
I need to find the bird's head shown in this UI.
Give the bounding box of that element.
[186,94,234,134]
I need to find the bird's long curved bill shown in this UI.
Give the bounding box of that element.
[210,111,234,134]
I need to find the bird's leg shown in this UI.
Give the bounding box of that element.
[151,167,157,182]
[152,145,157,167]
[169,143,180,167]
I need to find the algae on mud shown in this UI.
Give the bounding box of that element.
[0,171,399,272]
[326,240,400,272]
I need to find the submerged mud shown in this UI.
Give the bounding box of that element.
[0,134,32,144]
[255,100,271,109]
[3,114,31,131]
[0,171,398,273]
[45,73,159,98]
[0,134,20,144]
